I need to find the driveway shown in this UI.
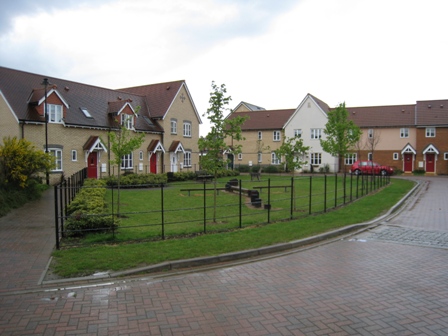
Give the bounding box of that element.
[0,176,447,335]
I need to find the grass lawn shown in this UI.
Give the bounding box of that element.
[51,177,414,278]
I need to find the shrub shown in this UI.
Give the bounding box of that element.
[103,173,167,187]
[236,165,250,173]
[412,169,426,175]
[263,165,280,174]
[65,179,117,237]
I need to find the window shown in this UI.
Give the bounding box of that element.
[183,122,191,137]
[271,152,280,165]
[400,128,409,138]
[310,153,321,165]
[368,152,373,161]
[258,152,262,163]
[310,128,322,139]
[170,119,177,134]
[48,104,63,123]
[258,131,262,140]
[121,153,133,169]
[71,150,77,162]
[344,153,357,165]
[393,153,399,160]
[120,114,134,129]
[368,129,374,138]
[80,107,93,118]
[139,151,143,161]
[294,129,302,138]
[426,127,436,137]
[444,153,448,160]
[238,153,243,160]
[184,151,191,167]
[50,149,63,171]
[273,131,281,141]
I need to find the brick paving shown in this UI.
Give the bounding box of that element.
[1,177,448,335]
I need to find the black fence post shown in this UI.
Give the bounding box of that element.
[161,183,165,239]
[54,185,60,250]
[203,180,207,233]
[239,179,242,228]
[290,177,294,219]
[324,175,327,212]
[309,175,312,215]
[334,173,338,208]
[267,178,271,223]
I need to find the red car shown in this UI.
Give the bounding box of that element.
[350,160,394,176]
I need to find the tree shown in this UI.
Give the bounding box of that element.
[365,128,381,162]
[108,114,145,216]
[274,134,310,174]
[0,136,53,189]
[274,134,310,210]
[198,82,247,222]
[320,102,361,173]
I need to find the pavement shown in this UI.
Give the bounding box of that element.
[0,176,447,335]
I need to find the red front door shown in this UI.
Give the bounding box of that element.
[87,152,98,178]
[426,154,435,173]
[404,154,413,172]
[150,154,157,173]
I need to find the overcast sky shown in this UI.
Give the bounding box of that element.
[1,0,447,135]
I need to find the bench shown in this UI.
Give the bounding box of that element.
[180,187,226,196]
[253,185,289,193]
[250,167,262,181]
[195,170,213,182]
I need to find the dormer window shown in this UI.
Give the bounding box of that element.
[121,114,134,129]
[48,104,63,123]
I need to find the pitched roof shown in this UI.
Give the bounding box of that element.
[0,66,163,133]
[345,104,416,127]
[309,94,331,114]
[119,81,184,119]
[227,109,295,130]
[415,99,448,126]
[233,101,266,112]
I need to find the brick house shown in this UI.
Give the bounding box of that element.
[227,94,448,175]
[0,67,202,183]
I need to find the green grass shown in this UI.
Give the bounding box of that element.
[63,174,388,244]
[51,178,414,278]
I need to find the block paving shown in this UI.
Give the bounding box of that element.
[0,176,447,335]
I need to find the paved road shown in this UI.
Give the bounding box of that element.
[1,177,447,335]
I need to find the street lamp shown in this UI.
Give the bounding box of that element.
[41,78,50,185]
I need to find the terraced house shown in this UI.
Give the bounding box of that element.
[0,67,202,183]
[227,94,448,175]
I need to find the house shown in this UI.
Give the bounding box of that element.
[0,67,202,183]
[227,94,448,175]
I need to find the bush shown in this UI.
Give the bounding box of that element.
[263,165,280,174]
[103,173,167,187]
[236,165,251,173]
[65,179,117,237]
[0,179,47,217]
[412,169,426,175]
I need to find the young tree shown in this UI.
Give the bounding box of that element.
[320,102,361,173]
[108,114,145,216]
[274,134,310,210]
[365,128,381,162]
[198,82,247,222]
[0,136,53,189]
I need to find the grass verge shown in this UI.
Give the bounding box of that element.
[51,178,414,278]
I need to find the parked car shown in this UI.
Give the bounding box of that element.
[350,160,394,176]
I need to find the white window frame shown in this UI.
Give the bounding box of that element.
[444,152,448,160]
[121,153,133,170]
[50,148,63,171]
[71,150,77,162]
[393,152,399,160]
[48,104,63,123]
[183,122,191,137]
[400,128,409,138]
[271,152,280,165]
[294,129,302,138]
[139,151,143,161]
[310,128,322,140]
[310,153,322,165]
[120,114,134,130]
[183,151,192,167]
[273,131,281,142]
[258,152,262,163]
[170,119,177,134]
[258,131,262,140]
[238,153,243,160]
[368,129,374,139]
[368,152,373,161]
[426,127,436,137]
[344,153,357,165]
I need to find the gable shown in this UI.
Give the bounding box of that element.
[285,94,330,129]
